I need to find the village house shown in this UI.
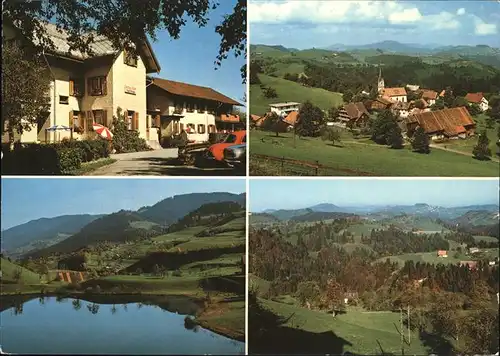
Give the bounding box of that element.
[420,90,439,106]
[406,84,420,91]
[3,21,162,146]
[146,77,243,143]
[282,111,299,129]
[269,102,300,117]
[335,102,370,127]
[405,106,476,140]
[391,101,410,118]
[469,247,480,254]
[251,114,265,128]
[381,87,408,103]
[465,92,489,112]
[365,97,393,111]
[437,250,448,258]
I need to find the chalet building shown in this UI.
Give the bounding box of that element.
[465,92,489,112]
[146,77,243,143]
[269,102,300,117]
[420,90,438,106]
[336,102,370,127]
[365,97,393,111]
[391,101,410,118]
[3,21,162,145]
[405,106,476,140]
[251,114,266,128]
[437,250,448,258]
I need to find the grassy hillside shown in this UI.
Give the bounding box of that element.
[250,130,500,177]
[249,213,279,225]
[251,74,343,116]
[254,298,429,355]
[0,258,41,284]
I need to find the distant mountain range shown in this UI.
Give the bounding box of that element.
[257,204,499,221]
[3,192,246,258]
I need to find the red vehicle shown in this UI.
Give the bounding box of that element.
[206,130,246,162]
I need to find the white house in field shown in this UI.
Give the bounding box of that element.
[146,77,243,143]
[465,92,489,112]
[269,102,300,117]
[2,21,162,146]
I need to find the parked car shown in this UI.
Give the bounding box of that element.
[201,130,246,166]
[223,143,246,170]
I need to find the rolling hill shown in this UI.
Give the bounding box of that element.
[1,214,102,252]
[250,74,343,115]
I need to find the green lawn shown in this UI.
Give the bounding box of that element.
[250,130,499,176]
[378,251,467,267]
[258,298,430,355]
[250,74,343,116]
[152,227,206,242]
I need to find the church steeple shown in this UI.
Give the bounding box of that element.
[377,66,385,94]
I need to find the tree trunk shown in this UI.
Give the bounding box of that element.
[8,125,15,151]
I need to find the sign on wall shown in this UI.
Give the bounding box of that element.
[124,85,136,95]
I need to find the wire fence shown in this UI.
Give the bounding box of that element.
[250,154,375,176]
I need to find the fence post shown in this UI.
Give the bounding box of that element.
[315,160,319,176]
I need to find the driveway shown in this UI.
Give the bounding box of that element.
[86,149,244,176]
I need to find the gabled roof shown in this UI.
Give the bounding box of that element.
[21,22,161,73]
[343,102,369,120]
[407,106,475,136]
[465,92,485,103]
[283,111,299,126]
[382,87,407,97]
[421,89,438,100]
[149,77,242,106]
[251,114,262,122]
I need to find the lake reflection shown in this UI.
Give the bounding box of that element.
[0,296,244,355]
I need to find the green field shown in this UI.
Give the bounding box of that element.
[378,251,467,267]
[250,130,499,177]
[257,298,429,355]
[250,74,343,116]
[0,258,41,284]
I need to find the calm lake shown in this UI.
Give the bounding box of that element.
[0,295,244,355]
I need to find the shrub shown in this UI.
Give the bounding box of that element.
[1,139,110,175]
[172,270,182,277]
[111,108,151,153]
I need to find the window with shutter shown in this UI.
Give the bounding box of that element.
[86,111,93,132]
[103,110,108,127]
[134,113,139,131]
[79,112,85,131]
[69,111,74,127]
[69,80,74,96]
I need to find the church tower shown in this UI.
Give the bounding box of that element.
[377,66,385,94]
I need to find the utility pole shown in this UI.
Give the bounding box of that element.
[408,304,411,345]
[400,307,405,355]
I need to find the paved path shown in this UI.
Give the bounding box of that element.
[430,144,500,162]
[86,149,242,176]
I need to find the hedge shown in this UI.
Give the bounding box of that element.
[1,139,110,175]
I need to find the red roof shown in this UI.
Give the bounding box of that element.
[283,111,299,126]
[421,89,438,100]
[437,250,447,256]
[464,92,484,104]
[382,87,407,97]
[343,102,369,121]
[150,77,242,106]
[407,107,475,137]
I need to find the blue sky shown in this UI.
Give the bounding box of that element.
[1,178,245,230]
[150,0,246,107]
[249,0,500,48]
[250,179,499,211]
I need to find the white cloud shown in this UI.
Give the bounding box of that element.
[456,8,466,16]
[388,8,422,24]
[475,22,498,35]
[425,12,461,30]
